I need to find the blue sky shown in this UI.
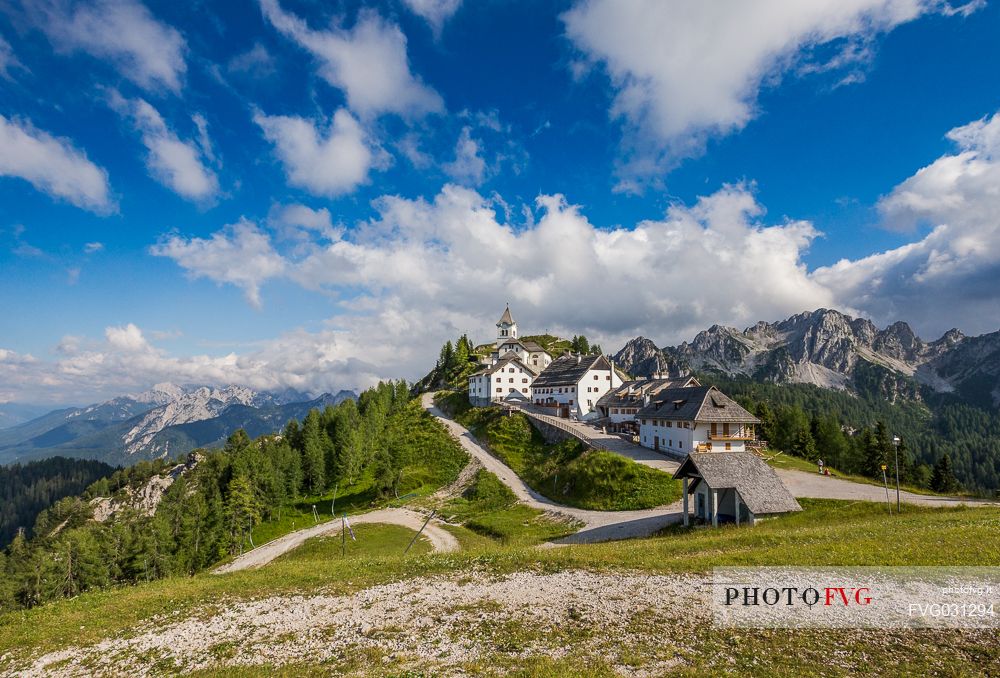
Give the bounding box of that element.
[2,0,1000,405]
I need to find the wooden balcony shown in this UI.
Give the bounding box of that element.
[707,433,755,441]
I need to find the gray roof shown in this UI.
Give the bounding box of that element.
[532,354,613,387]
[496,338,549,355]
[673,452,802,515]
[497,305,514,325]
[596,376,700,409]
[636,385,759,423]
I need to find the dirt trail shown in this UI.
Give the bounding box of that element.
[422,393,685,543]
[213,508,459,574]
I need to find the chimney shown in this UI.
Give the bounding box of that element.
[643,394,651,406]
[576,354,581,364]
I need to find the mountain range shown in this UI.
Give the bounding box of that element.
[0,383,356,466]
[613,308,1000,408]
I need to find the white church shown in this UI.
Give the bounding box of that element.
[468,306,554,406]
[468,306,622,419]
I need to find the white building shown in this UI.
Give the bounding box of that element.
[636,385,759,454]
[468,306,551,407]
[468,354,536,406]
[530,354,623,419]
[595,376,701,433]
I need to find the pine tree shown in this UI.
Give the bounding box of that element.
[931,454,960,493]
[860,427,885,479]
[224,475,261,555]
[300,410,327,494]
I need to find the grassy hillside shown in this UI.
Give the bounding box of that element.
[438,393,681,510]
[3,499,998,676]
[440,468,578,545]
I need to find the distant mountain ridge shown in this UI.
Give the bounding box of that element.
[614,309,1000,408]
[0,384,356,466]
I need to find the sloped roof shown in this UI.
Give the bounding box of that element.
[636,385,758,423]
[477,354,538,377]
[497,305,514,326]
[673,452,802,515]
[532,354,612,387]
[496,338,550,356]
[596,377,700,409]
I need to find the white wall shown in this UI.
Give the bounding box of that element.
[638,419,749,453]
[531,364,619,418]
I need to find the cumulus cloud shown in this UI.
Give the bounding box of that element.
[443,126,487,185]
[258,0,442,118]
[0,315,431,405]
[563,0,978,187]
[150,182,835,397]
[149,219,286,308]
[402,0,462,37]
[254,108,386,197]
[84,242,104,254]
[815,110,1000,335]
[0,114,113,212]
[111,95,219,202]
[22,0,186,93]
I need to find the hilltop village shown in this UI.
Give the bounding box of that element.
[468,306,762,455]
[466,306,800,527]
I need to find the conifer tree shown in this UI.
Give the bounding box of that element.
[931,453,960,493]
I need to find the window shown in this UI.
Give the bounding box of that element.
[606,375,611,380]
[569,399,574,405]
[587,400,593,407]
[496,388,502,393]
[612,408,619,414]
[666,421,672,428]
[496,377,501,382]
[669,440,672,447]
[508,368,515,373]
[522,378,528,383]
[522,388,528,393]
[725,442,732,451]
[642,419,647,425]
[593,375,599,380]
[679,440,683,448]
[509,378,514,383]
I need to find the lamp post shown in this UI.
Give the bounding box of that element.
[892,435,901,514]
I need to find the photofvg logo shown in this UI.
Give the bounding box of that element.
[711,567,1000,629]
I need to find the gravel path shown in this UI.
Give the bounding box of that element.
[514,405,682,473]
[775,468,998,508]
[213,508,459,574]
[422,394,685,543]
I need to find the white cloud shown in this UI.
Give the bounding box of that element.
[258,0,443,118]
[254,108,386,197]
[0,35,23,79]
[402,0,462,37]
[269,203,335,239]
[563,0,978,187]
[84,242,104,254]
[227,43,276,78]
[815,110,1000,335]
[135,185,833,404]
[26,0,186,93]
[149,219,286,309]
[0,114,113,212]
[112,95,219,202]
[443,126,487,185]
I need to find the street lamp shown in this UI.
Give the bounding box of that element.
[892,435,901,513]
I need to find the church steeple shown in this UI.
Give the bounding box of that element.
[496,304,518,346]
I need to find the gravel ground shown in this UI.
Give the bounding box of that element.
[13,570,703,677]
